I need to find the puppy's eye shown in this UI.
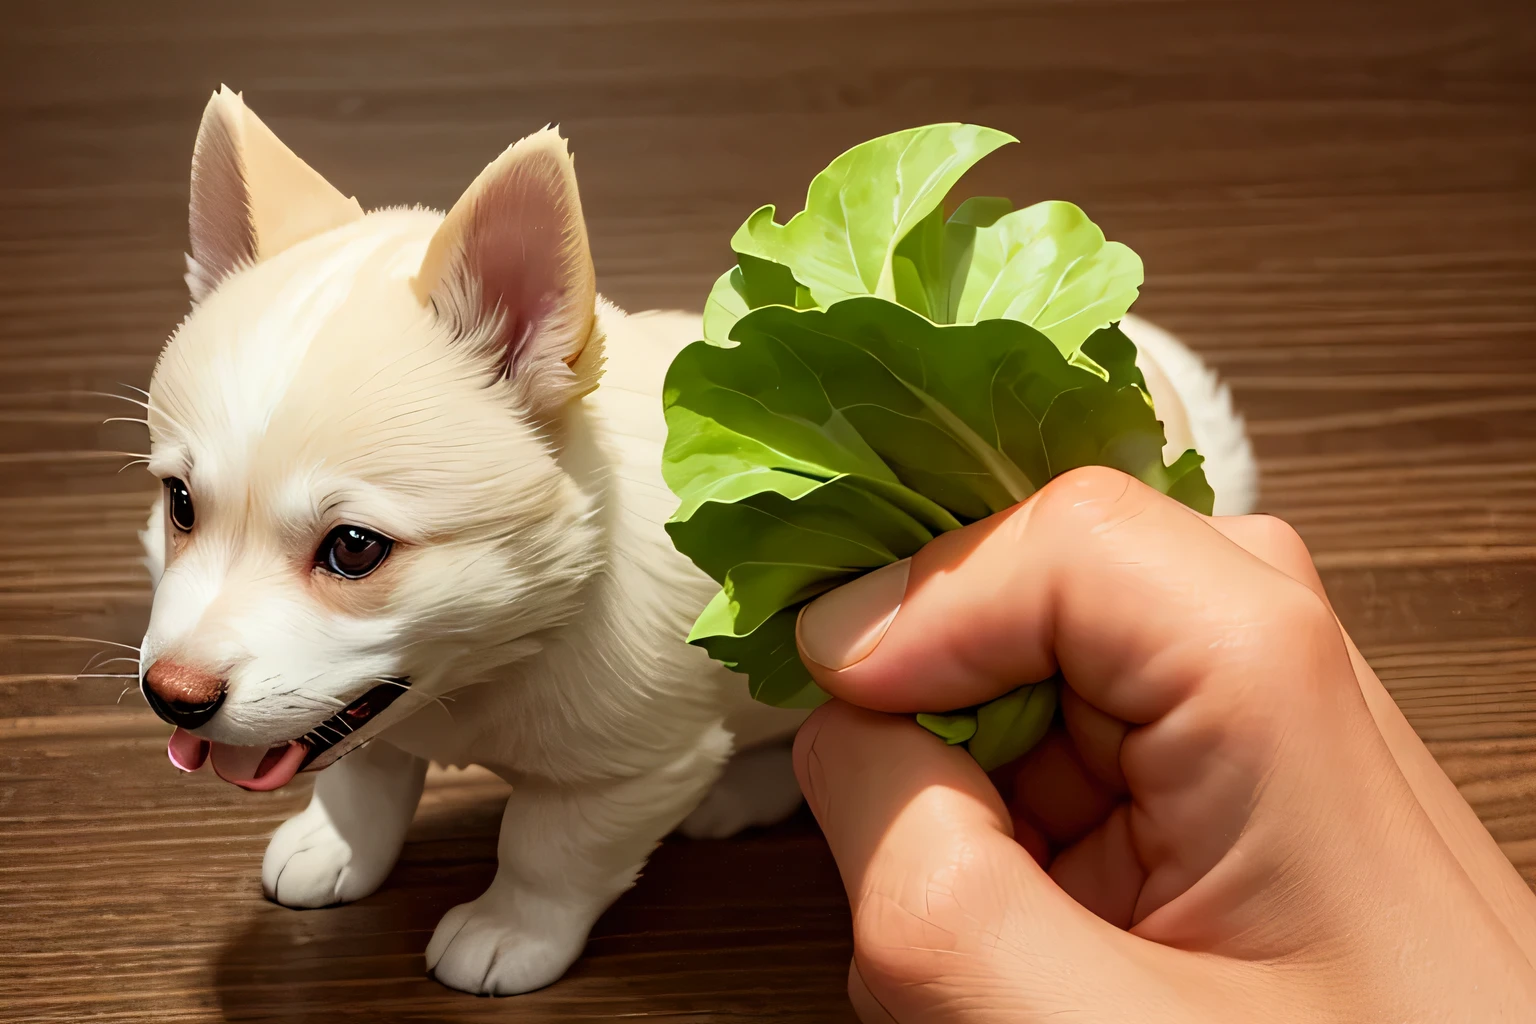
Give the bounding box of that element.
[320,526,392,579]
[165,477,195,532]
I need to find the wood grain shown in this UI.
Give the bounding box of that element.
[1,0,1533,1019]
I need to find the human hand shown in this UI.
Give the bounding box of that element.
[792,467,1536,1023]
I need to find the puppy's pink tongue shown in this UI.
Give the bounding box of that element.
[167,728,210,772]
[210,740,307,791]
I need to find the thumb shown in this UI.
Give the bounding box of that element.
[794,700,1181,1022]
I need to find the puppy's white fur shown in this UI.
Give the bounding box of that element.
[1123,313,1258,517]
[139,88,1257,996]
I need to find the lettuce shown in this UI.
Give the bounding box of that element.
[664,124,1212,770]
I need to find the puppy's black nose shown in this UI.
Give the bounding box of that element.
[142,660,227,729]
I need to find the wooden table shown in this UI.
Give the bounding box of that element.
[2,1,1532,1020]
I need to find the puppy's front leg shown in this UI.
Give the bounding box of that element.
[262,739,427,907]
[426,733,728,995]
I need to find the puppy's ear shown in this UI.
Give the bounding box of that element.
[186,85,364,301]
[411,126,601,419]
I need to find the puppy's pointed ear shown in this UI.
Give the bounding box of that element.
[186,85,364,301]
[411,126,600,419]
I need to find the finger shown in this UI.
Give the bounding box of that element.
[1048,803,1145,929]
[1340,629,1536,962]
[1060,682,1129,792]
[797,468,1374,928]
[797,466,1329,727]
[1208,513,1330,604]
[848,960,899,1024]
[793,699,1152,1021]
[1005,725,1121,849]
[1212,514,1536,956]
[793,699,1016,905]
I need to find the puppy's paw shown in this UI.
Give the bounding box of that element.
[679,742,803,840]
[261,804,394,908]
[425,888,593,995]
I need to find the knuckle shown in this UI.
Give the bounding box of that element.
[1045,465,1136,505]
[1030,466,1138,535]
[1246,513,1314,565]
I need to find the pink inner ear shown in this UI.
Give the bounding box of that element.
[463,152,583,377]
[188,103,257,297]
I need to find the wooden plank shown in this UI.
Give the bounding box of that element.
[1,0,1532,1019]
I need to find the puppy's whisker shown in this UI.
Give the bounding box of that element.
[79,389,150,406]
[87,388,193,437]
[2,634,141,653]
[89,656,140,669]
[368,677,455,718]
[313,722,348,744]
[76,653,141,682]
[290,693,345,709]
[288,688,344,704]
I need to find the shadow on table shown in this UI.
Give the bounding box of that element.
[212,783,854,1023]
[211,778,502,1023]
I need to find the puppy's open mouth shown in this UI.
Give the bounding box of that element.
[165,679,410,791]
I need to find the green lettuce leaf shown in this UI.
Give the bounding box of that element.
[917,679,1059,770]
[890,195,1014,324]
[968,679,1060,772]
[702,124,1141,373]
[665,299,1212,720]
[913,711,979,746]
[886,194,1142,363]
[954,200,1143,358]
[668,121,1209,770]
[730,124,1016,309]
[686,598,825,708]
[702,253,814,344]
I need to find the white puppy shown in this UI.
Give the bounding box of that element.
[136,87,1257,996]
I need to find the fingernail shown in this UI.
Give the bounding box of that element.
[798,559,910,670]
